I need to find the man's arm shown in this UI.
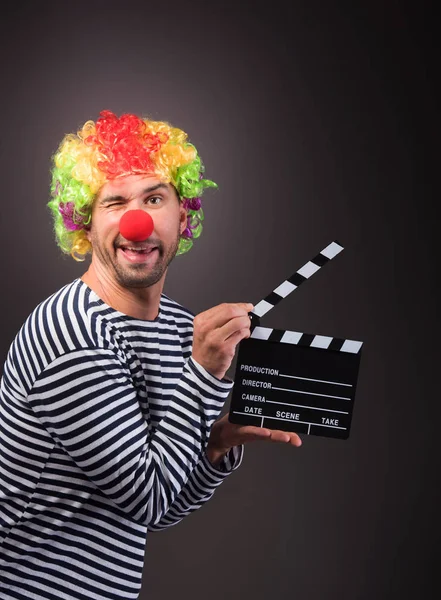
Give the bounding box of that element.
[151,405,304,531]
[27,349,233,527]
[147,442,243,531]
[146,358,243,532]
[25,303,252,529]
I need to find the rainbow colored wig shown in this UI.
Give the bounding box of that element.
[47,110,217,261]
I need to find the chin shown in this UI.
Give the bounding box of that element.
[115,269,165,289]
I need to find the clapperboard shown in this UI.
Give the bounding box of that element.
[229,241,363,440]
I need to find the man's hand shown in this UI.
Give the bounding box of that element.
[206,414,302,466]
[192,302,254,380]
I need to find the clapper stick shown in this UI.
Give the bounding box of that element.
[231,240,363,440]
[249,240,344,330]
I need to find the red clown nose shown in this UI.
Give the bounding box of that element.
[119,210,154,241]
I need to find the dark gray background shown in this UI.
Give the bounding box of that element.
[0,1,439,599]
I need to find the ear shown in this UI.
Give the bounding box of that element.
[179,203,188,235]
[84,226,92,242]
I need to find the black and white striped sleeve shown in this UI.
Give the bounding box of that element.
[27,348,233,528]
[146,443,244,531]
[146,358,244,530]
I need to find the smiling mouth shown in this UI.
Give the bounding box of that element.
[120,246,156,255]
[118,246,159,263]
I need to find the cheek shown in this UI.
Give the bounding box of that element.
[87,214,120,243]
[155,210,184,236]
[101,214,121,235]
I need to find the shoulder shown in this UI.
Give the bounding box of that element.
[14,278,97,358]
[160,293,195,325]
[2,279,99,395]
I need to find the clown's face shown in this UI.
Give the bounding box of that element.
[85,174,187,290]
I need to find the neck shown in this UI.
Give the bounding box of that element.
[81,260,165,321]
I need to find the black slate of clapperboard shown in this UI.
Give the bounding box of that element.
[229,330,362,439]
[228,240,363,440]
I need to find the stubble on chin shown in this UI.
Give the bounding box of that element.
[92,228,181,290]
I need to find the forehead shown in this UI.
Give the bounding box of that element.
[97,173,172,200]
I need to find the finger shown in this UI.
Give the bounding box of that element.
[199,303,254,332]
[289,433,302,447]
[219,315,253,342]
[225,425,271,445]
[208,303,254,324]
[269,430,302,446]
[237,426,272,438]
[269,430,291,443]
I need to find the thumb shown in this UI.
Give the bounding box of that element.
[238,303,254,311]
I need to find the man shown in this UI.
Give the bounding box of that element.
[0,110,301,600]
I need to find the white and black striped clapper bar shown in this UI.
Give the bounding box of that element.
[229,241,363,440]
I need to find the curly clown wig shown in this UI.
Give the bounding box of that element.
[47,110,217,261]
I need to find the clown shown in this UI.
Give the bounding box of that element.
[0,109,300,600]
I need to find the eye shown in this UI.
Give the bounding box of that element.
[147,196,162,205]
[104,200,125,208]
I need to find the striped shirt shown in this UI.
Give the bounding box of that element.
[0,278,243,599]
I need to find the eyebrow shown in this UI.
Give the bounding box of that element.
[99,183,169,205]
